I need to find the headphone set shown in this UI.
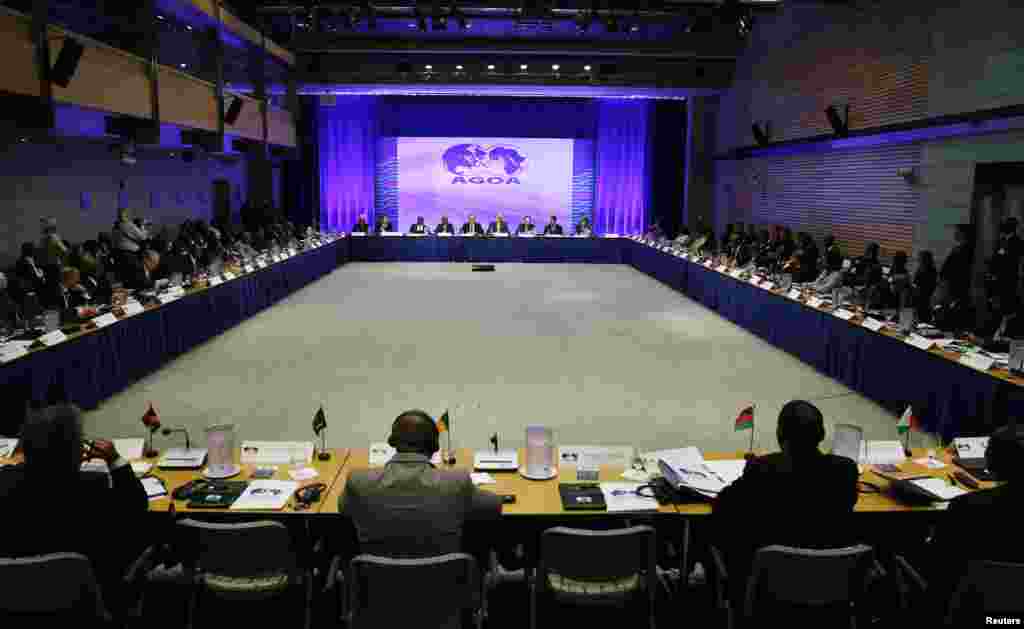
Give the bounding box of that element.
[387,410,440,457]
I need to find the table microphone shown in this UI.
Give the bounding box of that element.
[161,427,191,450]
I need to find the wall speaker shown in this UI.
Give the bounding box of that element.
[224,97,244,125]
[824,104,849,137]
[751,121,772,147]
[51,38,85,88]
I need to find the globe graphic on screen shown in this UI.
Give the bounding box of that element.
[442,144,489,176]
[485,145,528,176]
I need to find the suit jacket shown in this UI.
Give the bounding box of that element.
[435,223,455,234]
[339,452,502,558]
[14,257,47,294]
[460,222,484,235]
[352,221,370,233]
[929,484,1023,603]
[543,224,564,235]
[516,223,535,234]
[120,258,155,291]
[0,462,148,588]
[487,221,510,235]
[409,223,429,234]
[713,451,858,600]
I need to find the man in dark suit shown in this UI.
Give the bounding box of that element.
[461,214,484,236]
[712,400,859,607]
[374,215,394,234]
[487,214,511,235]
[542,215,564,236]
[339,410,501,560]
[574,217,593,236]
[516,216,535,235]
[352,215,370,234]
[409,216,430,235]
[121,250,166,291]
[42,267,92,319]
[927,424,1024,612]
[0,404,148,620]
[435,216,455,235]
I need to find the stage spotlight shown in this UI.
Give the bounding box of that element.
[487,64,496,71]
[456,65,464,70]
[520,64,528,71]
[551,64,560,71]
[425,64,433,71]
[584,64,592,72]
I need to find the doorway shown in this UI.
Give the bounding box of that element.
[969,162,1024,323]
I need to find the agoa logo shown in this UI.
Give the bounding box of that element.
[441,143,526,184]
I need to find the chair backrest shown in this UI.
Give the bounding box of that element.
[0,552,107,618]
[745,544,874,615]
[177,518,299,578]
[948,560,1024,619]
[540,526,656,582]
[347,553,479,627]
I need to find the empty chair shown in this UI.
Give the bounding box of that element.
[946,560,1024,625]
[331,553,483,629]
[532,525,657,629]
[0,553,111,627]
[711,544,878,629]
[177,519,314,629]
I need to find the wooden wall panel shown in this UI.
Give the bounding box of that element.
[52,37,151,119]
[0,12,40,97]
[158,68,218,132]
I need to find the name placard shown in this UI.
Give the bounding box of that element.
[833,309,856,321]
[906,334,934,351]
[437,232,452,238]
[807,296,824,308]
[862,317,884,332]
[158,294,179,305]
[760,281,775,291]
[350,232,366,237]
[122,301,145,316]
[39,330,68,346]
[959,353,996,372]
[730,269,744,279]
[0,345,29,363]
[787,289,803,300]
[208,276,223,287]
[223,272,236,281]
[92,313,118,328]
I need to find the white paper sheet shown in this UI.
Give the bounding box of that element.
[230,480,298,510]
[131,462,152,475]
[122,301,145,316]
[959,353,995,371]
[288,467,319,481]
[644,446,704,471]
[703,460,747,486]
[0,438,18,458]
[113,438,144,460]
[600,482,660,512]
[470,473,496,485]
[141,477,167,499]
[910,478,968,501]
[92,313,118,328]
[39,330,68,346]
[558,445,634,467]
[859,440,906,465]
[862,317,884,332]
[240,441,314,465]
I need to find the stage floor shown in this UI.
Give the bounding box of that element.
[86,262,902,455]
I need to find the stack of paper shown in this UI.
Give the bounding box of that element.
[600,482,660,512]
[230,480,298,510]
[141,477,167,499]
[470,472,496,485]
[558,445,634,468]
[908,478,968,501]
[859,441,907,465]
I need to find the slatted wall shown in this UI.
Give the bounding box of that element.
[718,143,922,259]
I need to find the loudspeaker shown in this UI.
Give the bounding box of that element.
[824,105,849,137]
[224,97,244,125]
[51,38,85,88]
[751,121,771,147]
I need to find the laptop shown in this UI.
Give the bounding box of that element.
[558,483,607,511]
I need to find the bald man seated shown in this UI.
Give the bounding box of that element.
[339,410,502,558]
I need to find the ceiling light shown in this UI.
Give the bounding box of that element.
[425,65,433,70]
[520,64,528,70]
[584,65,592,72]
[185,25,193,31]
[487,64,495,70]
[456,65,464,70]
[180,63,188,69]
[156,14,165,20]
[552,64,560,71]
[630,24,639,32]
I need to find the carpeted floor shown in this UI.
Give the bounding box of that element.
[84,262,915,455]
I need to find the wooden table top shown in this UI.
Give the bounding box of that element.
[672,250,1024,387]
[142,447,350,514]
[320,448,678,517]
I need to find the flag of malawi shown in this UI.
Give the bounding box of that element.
[735,406,754,432]
[437,410,450,433]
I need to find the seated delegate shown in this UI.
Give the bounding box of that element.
[487,214,511,235]
[435,216,455,235]
[409,217,430,235]
[461,215,485,236]
[712,400,858,607]
[516,216,536,234]
[374,216,395,234]
[575,217,593,236]
[352,215,370,234]
[542,215,564,236]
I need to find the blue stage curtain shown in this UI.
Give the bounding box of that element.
[318,97,379,232]
[594,101,651,235]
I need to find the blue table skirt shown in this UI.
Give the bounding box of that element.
[0,241,344,433]
[346,236,625,264]
[623,240,1024,439]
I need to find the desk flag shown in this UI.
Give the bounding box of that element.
[897,406,917,435]
[437,410,450,433]
[313,406,327,436]
[142,403,160,431]
[734,406,754,432]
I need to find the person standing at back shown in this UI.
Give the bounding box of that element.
[339,410,502,559]
[712,400,859,607]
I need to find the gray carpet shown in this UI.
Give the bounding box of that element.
[84,263,920,455]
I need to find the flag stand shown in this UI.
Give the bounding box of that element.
[746,403,756,460]
[318,428,330,461]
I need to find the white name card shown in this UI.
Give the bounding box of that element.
[256,260,267,269]
[604,233,620,238]
[122,301,145,316]
[807,296,825,308]
[223,272,236,281]
[382,232,402,237]
[244,265,255,274]
[761,281,775,291]
[959,353,996,372]
[0,345,29,363]
[350,232,366,237]
[39,330,68,346]
[907,334,934,351]
[437,232,452,237]
[91,313,118,328]
[491,233,510,238]
[208,276,223,287]
[158,294,179,305]
[833,309,856,321]
[704,260,713,268]
[730,269,744,279]
[788,289,803,300]
[862,317,884,332]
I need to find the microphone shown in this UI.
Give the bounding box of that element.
[161,427,191,450]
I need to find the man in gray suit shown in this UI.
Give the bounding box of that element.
[339,410,502,558]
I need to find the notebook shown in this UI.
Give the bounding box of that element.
[558,483,607,511]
